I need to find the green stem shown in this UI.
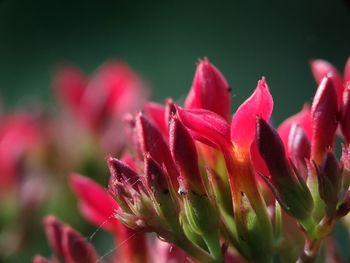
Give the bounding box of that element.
[203,231,224,263]
[297,216,335,263]
[173,236,215,263]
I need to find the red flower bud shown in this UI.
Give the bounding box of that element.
[311,76,339,164]
[107,156,140,191]
[317,151,341,217]
[344,57,350,84]
[278,104,312,156]
[53,66,87,115]
[135,112,179,188]
[288,124,311,167]
[43,216,98,263]
[144,102,167,137]
[43,216,65,257]
[310,59,343,108]
[144,154,170,196]
[341,84,350,144]
[185,58,231,121]
[169,116,205,194]
[256,117,313,220]
[54,62,146,132]
[62,224,98,263]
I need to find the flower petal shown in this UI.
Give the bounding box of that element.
[231,78,273,150]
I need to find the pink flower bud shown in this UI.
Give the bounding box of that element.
[144,154,170,195]
[62,224,98,263]
[341,84,350,143]
[344,57,350,84]
[107,156,140,191]
[184,58,231,121]
[135,112,179,188]
[43,216,65,257]
[317,151,341,216]
[169,116,205,194]
[53,66,87,115]
[288,124,311,167]
[278,104,312,156]
[54,62,146,133]
[43,216,98,263]
[0,113,43,193]
[256,117,313,220]
[310,59,344,108]
[311,76,339,164]
[144,102,167,136]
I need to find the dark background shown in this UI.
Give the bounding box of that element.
[0,0,349,125]
[0,0,349,261]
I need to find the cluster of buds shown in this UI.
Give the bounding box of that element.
[0,61,148,261]
[52,61,148,160]
[34,57,350,263]
[103,57,350,262]
[0,110,49,256]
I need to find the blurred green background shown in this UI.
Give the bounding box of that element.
[0,0,349,125]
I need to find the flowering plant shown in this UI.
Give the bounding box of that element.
[3,57,350,263]
[34,57,350,263]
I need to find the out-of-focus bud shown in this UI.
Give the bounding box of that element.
[70,173,149,263]
[53,66,87,116]
[256,117,313,220]
[62,224,98,263]
[42,216,98,263]
[344,57,350,83]
[152,239,190,263]
[310,59,344,107]
[317,152,341,217]
[135,112,179,188]
[288,124,311,168]
[169,116,205,195]
[70,174,120,232]
[54,62,147,135]
[32,255,58,263]
[0,112,43,193]
[184,58,231,121]
[43,216,64,257]
[341,83,350,144]
[311,76,339,164]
